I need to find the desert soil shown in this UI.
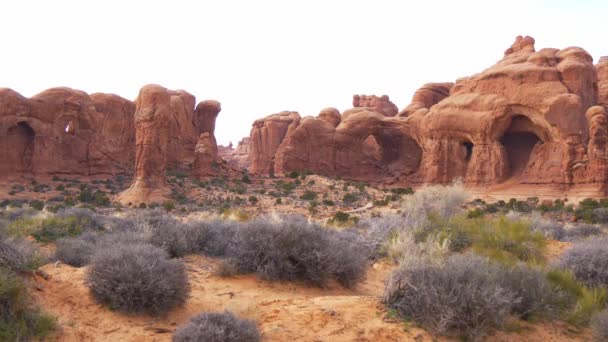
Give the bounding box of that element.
[32,255,588,342]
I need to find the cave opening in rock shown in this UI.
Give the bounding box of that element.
[6,122,35,172]
[372,130,422,176]
[463,142,473,161]
[500,115,542,179]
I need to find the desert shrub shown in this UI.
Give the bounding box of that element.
[592,208,608,224]
[224,215,369,288]
[342,193,359,205]
[248,196,258,204]
[288,171,299,178]
[528,214,566,240]
[0,267,56,340]
[547,269,608,326]
[173,311,260,342]
[437,216,546,264]
[121,211,195,258]
[592,309,608,341]
[383,254,515,340]
[188,220,238,257]
[163,201,176,212]
[322,199,335,206]
[556,238,608,287]
[86,243,190,315]
[563,224,603,241]
[29,200,44,211]
[401,181,468,231]
[0,237,46,272]
[54,232,100,267]
[299,191,317,201]
[498,264,564,320]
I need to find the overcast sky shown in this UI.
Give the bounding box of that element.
[1,0,606,145]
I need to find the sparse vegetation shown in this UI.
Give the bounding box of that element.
[173,311,260,342]
[556,237,608,287]
[86,243,190,315]
[222,215,370,288]
[0,267,56,341]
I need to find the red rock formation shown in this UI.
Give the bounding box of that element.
[117,85,173,204]
[248,36,607,195]
[0,85,221,192]
[218,137,251,170]
[0,87,135,177]
[192,132,218,178]
[398,82,453,117]
[250,111,300,174]
[598,56,608,107]
[352,95,398,117]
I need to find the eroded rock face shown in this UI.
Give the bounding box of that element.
[117,85,173,204]
[192,132,219,178]
[250,111,300,174]
[353,95,398,117]
[598,57,608,107]
[0,84,221,203]
[218,137,251,170]
[0,87,135,177]
[248,36,608,193]
[398,83,453,117]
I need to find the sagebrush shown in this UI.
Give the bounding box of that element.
[86,243,190,315]
[172,311,260,342]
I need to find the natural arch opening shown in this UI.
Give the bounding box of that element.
[500,116,542,179]
[5,122,35,172]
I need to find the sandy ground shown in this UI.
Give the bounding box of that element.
[31,254,588,342]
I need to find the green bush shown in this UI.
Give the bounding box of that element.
[5,216,92,243]
[288,171,299,179]
[248,196,258,204]
[163,201,175,212]
[29,200,44,211]
[436,216,546,264]
[299,191,317,201]
[342,193,359,205]
[547,270,608,327]
[0,268,56,340]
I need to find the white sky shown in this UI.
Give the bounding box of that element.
[1,0,606,145]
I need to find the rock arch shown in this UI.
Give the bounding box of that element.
[370,129,422,176]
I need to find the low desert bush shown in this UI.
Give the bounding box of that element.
[528,213,566,240]
[592,309,608,341]
[5,208,102,242]
[188,220,238,257]
[0,267,56,340]
[55,232,100,267]
[547,269,607,326]
[556,238,608,287]
[401,181,468,231]
[224,215,370,288]
[172,311,260,342]
[563,224,604,242]
[0,237,46,272]
[383,254,515,340]
[86,243,190,315]
[436,216,546,264]
[384,254,564,340]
